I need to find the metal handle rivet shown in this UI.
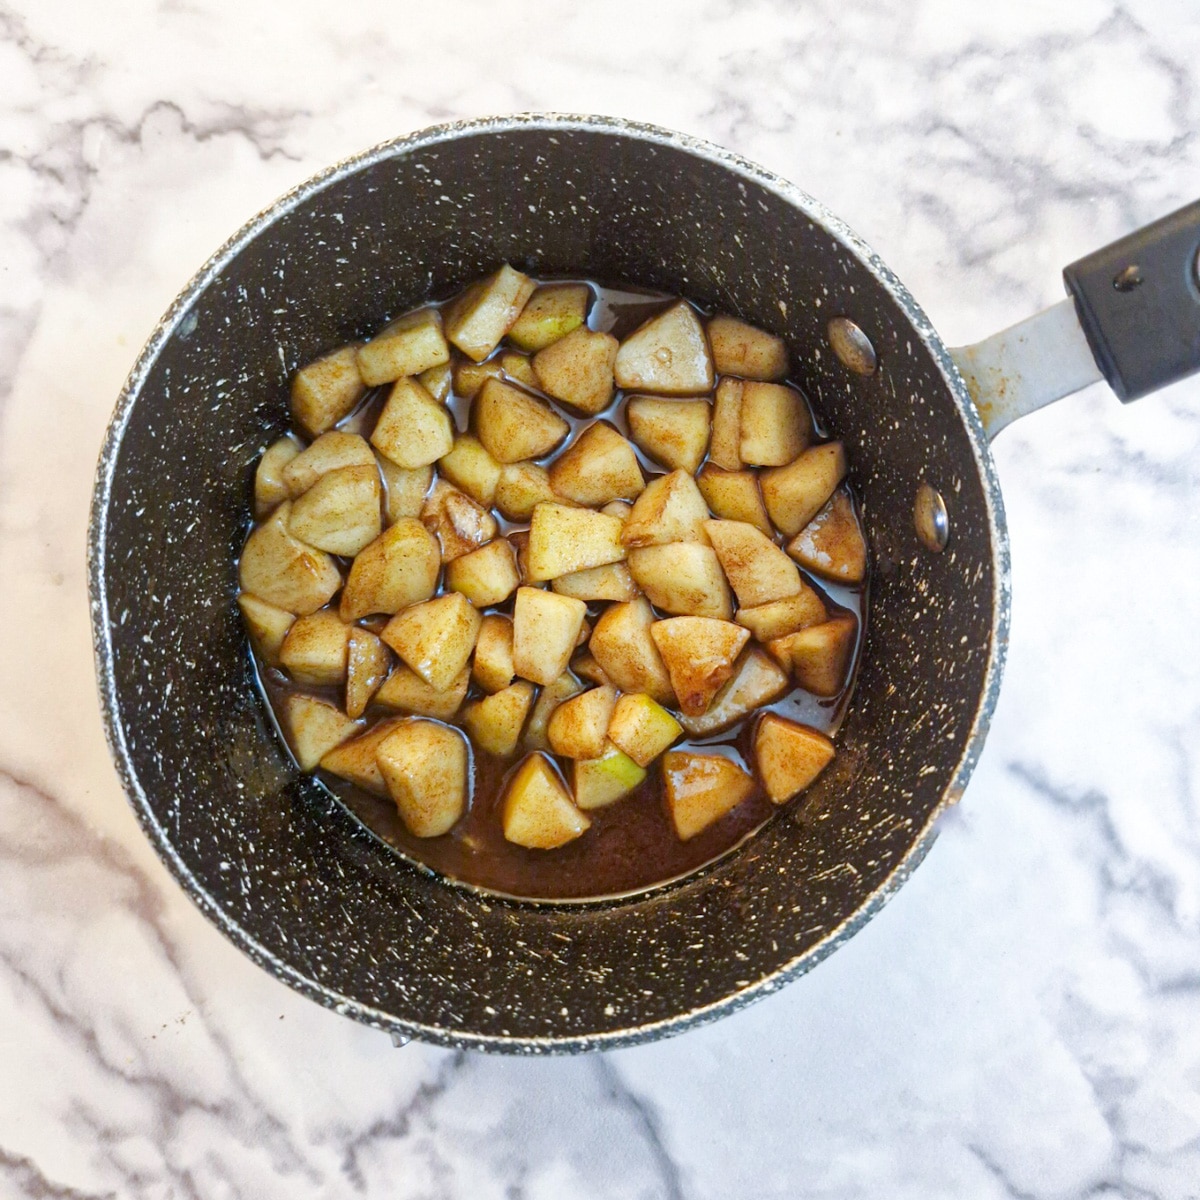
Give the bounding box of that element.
[1113,265,1144,292]
[914,483,949,552]
[827,317,877,375]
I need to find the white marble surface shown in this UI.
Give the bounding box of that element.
[3,0,1200,1195]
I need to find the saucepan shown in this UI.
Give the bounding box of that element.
[88,114,1200,1052]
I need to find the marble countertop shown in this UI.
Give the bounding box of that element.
[4,0,1200,1195]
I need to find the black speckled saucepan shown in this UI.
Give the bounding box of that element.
[88,115,1200,1053]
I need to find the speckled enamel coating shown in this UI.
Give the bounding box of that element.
[88,115,1010,1054]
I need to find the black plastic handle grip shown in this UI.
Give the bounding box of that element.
[1063,199,1200,402]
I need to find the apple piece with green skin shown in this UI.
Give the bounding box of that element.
[572,744,647,810]
[663,751,757,841]
[625,395,711,474]
[463,682,536,757]
[376,720,468,838]
[444,264,536,361]
[374,664,470,720]
[532,327,619,414]
[339,518,440,622]
[291,345,366,438]
[508,283,590,352]
[357,307,449,386]
[706,314,788,381]
[607,693,683,768]
[501,754,591,849]
[382,593,481,692]
[614,301,714,395]
[282,694,362,771]
[754,714,835,804]
[255,435,302,517]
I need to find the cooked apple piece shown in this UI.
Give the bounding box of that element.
[696,464,771,534]
[735,586,828,643]
[524,671,585,751]
[445,538,519,607]
[679,647,790,736]
[375,663,470,719]
[627,543,733,620]
[463,681,536,757]
[282,694,361,771]
[552,561,638,603]
[508,283,589,352]
[526,503,625,581]
[607,693,682,768]
[708,377,744,470]
[786,488,867,585]
[576,616,592,648]
[357,307,450,387]
[761,442,848,536]
[738,381,812,466]
[472,614,515,693]
[499,351,537,389]
[494,461,558,521]
[345,628,391,719]
[279,610,352,686]
[291,344,366,438]
[547,685,618,760]
[706,314,788,381]
[532,327,618,415]
[283,431,375,497]
[421,481,498,561]
[475,377,570,464]
[625,396,711,473]
[663,751,756,840]
[614,301,714,395]
[573,743,647,810]
[377,457,433,522]
[649,617,750,717]
[705,518,802,608]
[237,592,295,665]
[512,587,587,686]
[501,753,590,849]
[588,597,675,705]
[601,499,632,522]
[548,422,644,506]
[318,717,406,796]
[377,720,468,837]
[382,592,481,691]
[371,377,455,470]
[339,518,440,621]
[418,360,452,403]
[255,434,302,516]
[286,463,381,557]
[772,614,856,696]
[754,714,835,804]
[571,652,613,687]
[452,356,503,400]
[509,529,533,583]
[239,503,341,615]
[445,265,536,361]
[438,435,502,507]
[620,470,710,548]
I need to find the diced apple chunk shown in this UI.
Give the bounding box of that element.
[282,694,361,771]
[255,435,302,516]
[614,301,714,395]
[706,315,788,381]
[786,489,867,584]
[524,672,585,751]
[472,614,515,693]
[375,664,470,720]
[738,381,812,466]
[771,614,856,697]
[552,561,638,603]
[761,442,848,535]
[679,648,790,736]
[735,587,828,643]
[627,543,733,620]
[418,360,452,403]
[532,327,618,414]
[649,617,750,717]
[286,463,381,556]
[607,693,682,768]
[526,503,625,581]
[571,652,613,687]
[601,499,633,522]
[318,718,406,797]
[696,464,771,534]
[499,351,537,389]
[382,592,481,691]
[547,685,618,760]
[291,344,366,437]
[279,610,352,686]
[357,307,450,387]
[620,470,710,548]
[339,518,440,621]
[377,720,468,837]
[508,283,590,352]
[444,265,536,361]
[377,458,433,522]
[494,461,558,521]
[438,435,502,506]
[501,753,590,849]
[572,744,647,810]
[283,431,375,497]
[475,378,570,464]
[238,592,295,665]
[445,538,520,607]
[663,752,757,840]
[705,519,802,608]
[452,356,503,399]
[625,396,711,473]
[421,481,498,561]
[371,377,454,470]
[708,377,743,471]
[345,628,391,719]
[549,421,643,506]
[588,597,675,705]
[463,681,536,757]
[512,587,586,686]
[239,503,341,615]
[754,714,835,804]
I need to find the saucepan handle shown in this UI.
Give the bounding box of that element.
[950,198,1200,438]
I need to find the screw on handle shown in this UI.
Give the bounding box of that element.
[1062,198,1200,402]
